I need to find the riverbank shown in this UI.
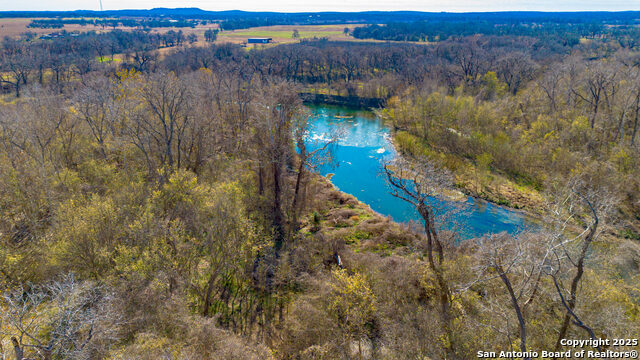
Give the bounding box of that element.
[300,92,385,109]
[301,174,424,257]
[389,130,546,216]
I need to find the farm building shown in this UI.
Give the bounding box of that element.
[248,38,272,44]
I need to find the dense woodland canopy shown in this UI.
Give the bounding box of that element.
[0,15,639,360]
[350,20,640,43]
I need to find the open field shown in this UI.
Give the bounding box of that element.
[0,19,421,48]
[212,24,434,46]
[201,24,433,47]
[216,24,360,45]
[0,17,220,38]
[0,18,136,37]
[0,18,352,44]
[0,18,57,36]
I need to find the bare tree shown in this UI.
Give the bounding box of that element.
[474,232,546,358]
[0,48,33,98]
[124,71,192,175]
[448,37,488,85]
[0,89,69,166]
[543,177,617,352]
[127,48,156,73]
[629,74,640,146]
[73,76,121,159]
[254,81,303,252]
[0,275,121,360]
[290,114,342,230]
[383,156,458,358]
[573,61,615,129]
[496,52,537,95]
[537,65,564,114]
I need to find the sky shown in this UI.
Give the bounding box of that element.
[0,0,638,12]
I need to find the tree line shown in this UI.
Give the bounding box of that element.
[28,18,211,29]
[0,29,200,97]
[351,19,638,44]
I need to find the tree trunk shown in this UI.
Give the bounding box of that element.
[272,161,284,254]
[258,164,264,195]
[202,270,217,316]
[498,268,529,358]
[11,338,22,360]
[631,96,639,146]
[554,211,598,351]
[419,206,456,359]
[291,154,306,229]
[617,110,626,146]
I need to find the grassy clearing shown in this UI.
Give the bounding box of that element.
[224,30,342,39]
[216,24,360,44]
[96,56,122,63]
[215,24,424,46]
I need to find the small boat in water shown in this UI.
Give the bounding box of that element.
[334,115,354,119]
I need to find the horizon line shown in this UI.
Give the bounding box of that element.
[1,8,640,14]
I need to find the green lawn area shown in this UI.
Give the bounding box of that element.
[96,57,122,63]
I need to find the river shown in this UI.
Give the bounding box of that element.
[304,104,534,239]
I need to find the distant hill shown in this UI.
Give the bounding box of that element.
[1,8,640,25]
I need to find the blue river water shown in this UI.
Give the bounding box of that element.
[304,104,533,239]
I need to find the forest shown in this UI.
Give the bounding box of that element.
[0,12,639,360]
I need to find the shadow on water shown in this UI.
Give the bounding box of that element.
[304,104,535,239]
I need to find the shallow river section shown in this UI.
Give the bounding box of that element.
[305,104,533,239]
